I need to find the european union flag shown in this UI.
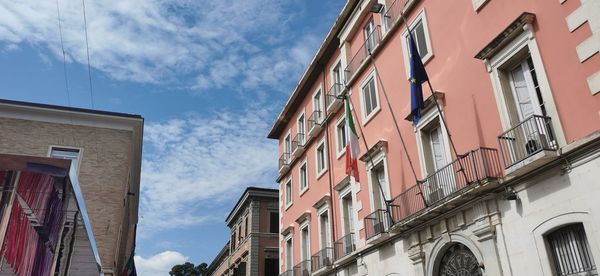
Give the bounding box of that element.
[408,30,429,124]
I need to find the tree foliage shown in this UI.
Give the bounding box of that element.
[169,262,208,276]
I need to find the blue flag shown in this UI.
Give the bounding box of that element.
[408,31,428,124]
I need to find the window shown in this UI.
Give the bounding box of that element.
[49,146,81,175]
[546,224,597,276]
[335,117,347,157]
[313,89,323,122]
[369,163,388,211]
[268,212,278,233]
[245,216,249,236]
[299,160,308,193]
[360,74,379,122]
[341,193,355,235]
[401,9,433,76]
[318,210,331,248]
[315,140,327,177]
[285,236,293,270]
[417,116,452,204]
[364,19,376,53]
[238,223,243,242]
[284,133,291,155]
[285,179,292,207]
[332,61,343,86]
[300,224,310,261]
[507,56,547,122]
[297,113,306,144]
[231,231,237,251]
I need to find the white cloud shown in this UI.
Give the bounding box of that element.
[135,251,188,276]
[0,0,318,92]
[139,106,278,234]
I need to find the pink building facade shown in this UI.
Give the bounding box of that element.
[268,0,600,275]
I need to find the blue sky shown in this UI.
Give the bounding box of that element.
[0,1,345,275]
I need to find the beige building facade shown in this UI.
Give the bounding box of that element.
[206,187,280,276]
[0,99,143,275]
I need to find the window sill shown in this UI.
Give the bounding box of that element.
[285,202,293,211]
[299,187,309,196]
[316,168,328,180]
[362,107,381,127]
[336,149,346,160]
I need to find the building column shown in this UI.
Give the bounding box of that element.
[472,201,503,276]
[408,232,425,276]
[249,201,260,275]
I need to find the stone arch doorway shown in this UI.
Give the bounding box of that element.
[437,243,482,276]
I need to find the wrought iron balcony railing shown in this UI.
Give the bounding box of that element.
[307,110,323,136]
[498,115,557,169]
[326,83,344,113]
[293,260,311,276]
[382,0,405,31]
[390,147,502,224]
[278,152,290,173]
[291,133,306,158]
[334,233,355,260]
[344,25,382,82]
[311,247,333,271]
[364,209,391,240]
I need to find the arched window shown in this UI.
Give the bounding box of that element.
[438,243,482,276]
[546,223,597,276]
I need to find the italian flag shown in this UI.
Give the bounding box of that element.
[345,98,360,181]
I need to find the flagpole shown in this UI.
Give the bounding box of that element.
[398,8,469,184]
[343,94,396,225]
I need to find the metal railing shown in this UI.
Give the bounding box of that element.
[364,209,391,240]
[390,148,502,222]
[307,110,323,132]
[293,260,311,276]
[279,270,293,276]
[326,83,344,108]
[498,115,557,169]
[291,133,306,153]
[278,152,290,171]
[344,25,382,81]
[383,0,406,30]
[311,247,333,271]
[334,233,355,260]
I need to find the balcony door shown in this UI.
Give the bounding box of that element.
[313,90,323,122]
[364,19,375,53]
[506,56,554,156]
[422,122,452,205]
[332,62,343,86]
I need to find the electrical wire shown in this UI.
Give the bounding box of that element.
[81,0,94,109]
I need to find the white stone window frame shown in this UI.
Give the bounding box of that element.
[297,108,306,139]
[299,219,311,262]
[338,183,359,237]
[284,232,294,270]
[284,177,293,210]
[414,108,453,178]
[359,69,381,126]
[532,212,600,276]
[365,147,391,212]
[400,8,434,79]
[335,115,347,159]
[316,203,332,249]
[283,129,292,157]
[315,137,328,179]
[485,25,566,147]
[312,84,325,122]
[330,57,344,87]
[298,158,309,196]
[47,145,83,175]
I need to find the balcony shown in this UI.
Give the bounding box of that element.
[344,25,382,83]
[382,0,403,31]
[307,111,324,138]
[390,148,503,231]
[291,133,306,159]
[325,83,344,115]
[293,260,311,276]
[279,270,293,276]
[498,115,558,175]
[334,233,355,260]
[278,152,290,175]
[364,209,391,242]
[311,247,333,272]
